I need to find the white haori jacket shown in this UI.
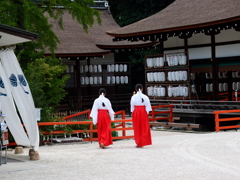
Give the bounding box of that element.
[90,94,115,125]
[130,91,152,114]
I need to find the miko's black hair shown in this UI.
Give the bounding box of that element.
[135,84,144,103]
[99,88,106,107]
[99,88,106,95]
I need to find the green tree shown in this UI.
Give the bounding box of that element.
[0,0,101,57]
[0,0,101,118]
[24,57,69,121]
[109,0,175,27]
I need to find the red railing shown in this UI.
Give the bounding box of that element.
[60,109,91,121]
[149,105,174,123]
[38,110,134,143]
[213,109,240,132]
[9,105,173,146]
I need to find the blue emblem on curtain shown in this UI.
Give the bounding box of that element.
[9,73,29,94]
[9,74,17,87]
[0,77,7,96]
[18,75,29,94]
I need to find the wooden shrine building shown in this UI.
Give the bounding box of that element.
[45,1,157,111]
[107,0,240,102]
[106,0,240,127]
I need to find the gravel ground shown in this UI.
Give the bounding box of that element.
[1,129,240,180]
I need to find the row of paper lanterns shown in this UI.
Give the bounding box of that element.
[147,71,188,82]
[81,76,129,85]
[107,64,128,72]
[192,82,240,93]
[166,54,187,66]
[81,77,102,85]
[200,72,240,80]
[80,65,102,73]
[147,85,189,97]
[66,65,74,73]
[146,54,187,68]
[233,82,240,91]
[106,76,128,84]
[205,83,229,92]
[80,64,128,73]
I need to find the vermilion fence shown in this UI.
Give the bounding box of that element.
[149,105,174,123]
[9,105,174,146]
[213,109,240,132]
[59,109,91,122]
[39,109,134,143]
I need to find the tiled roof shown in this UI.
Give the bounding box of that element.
[47,9,154,56]
[107,0,240,37]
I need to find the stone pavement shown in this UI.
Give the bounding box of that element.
[1,129,240,180]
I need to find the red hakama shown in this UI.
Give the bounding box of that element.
[132,106,152,147]
[97,109,113,146]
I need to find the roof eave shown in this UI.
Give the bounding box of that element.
[45,51,111,58]
[96,41,158,49]
[107,16,240,38]
[0,24,39,40]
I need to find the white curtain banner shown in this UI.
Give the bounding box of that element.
[0,54,30,146]
[1,48,39,151]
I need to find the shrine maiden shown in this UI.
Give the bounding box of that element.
[130,84,152,148]
[90,88,115,149]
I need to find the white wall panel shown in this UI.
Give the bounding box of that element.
[164,37,184,48]
[216,29,240,42]
[188,33,211,45]
[188,47,211,60]
[216,44,240,58]
[91,53,114,64]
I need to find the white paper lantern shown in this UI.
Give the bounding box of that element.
[115,64,119,72]
[111,64,115,72]
[85,65,88,73]
[89,65,93,73]
[107,65,111,72]
[112,76,115,84]
[116,76,120,84]
[107,76,111,84]
[98,77,102,84]
[124,76,128,84]
[89,77,93,84]
[98,64,102,72]
[93,65,98,73]
[119,64,123,72]
[85,77,89,84]
[120,76,124,84]
[81,77,85,85]
[80,65,84,73]
[123,64,127,72]
[94,77,98,84]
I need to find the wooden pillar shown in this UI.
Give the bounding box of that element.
[227,71,232,101]
[76,60,82,110]
[86,58,92,97]
[114,51,119,94]
[211,34,219,100]
[159,40,164,54]
[184,37,188,53]
[184,37,191,100]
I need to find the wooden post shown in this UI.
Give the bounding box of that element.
[211,34,219,100]
[169,106,173,123]
[76,60,82,110]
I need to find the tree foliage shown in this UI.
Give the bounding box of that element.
[0,0,101,62]
[0,0,101,118]
[109,0,175,27]
[23,57,69,120]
